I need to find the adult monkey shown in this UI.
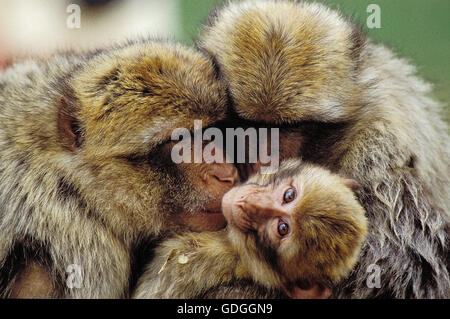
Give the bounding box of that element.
[198,0,450,298]
[0,40,240,298]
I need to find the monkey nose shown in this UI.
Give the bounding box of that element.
[240,191,284,217]
[211,163,239,187]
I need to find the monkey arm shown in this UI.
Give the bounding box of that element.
[133,231,240,299]
[133,234,287,299]
[133,232,334,299]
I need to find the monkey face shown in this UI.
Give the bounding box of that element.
[57,42,238,236]
[159,140,239,232]
[223,159,367,286]
[222,160,309,288]
[222,167,301,251]
[78,126,238,236]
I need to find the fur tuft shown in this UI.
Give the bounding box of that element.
[199,0,365,123]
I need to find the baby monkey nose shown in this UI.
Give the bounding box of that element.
[211,163,239,187]
[239,186,285,217]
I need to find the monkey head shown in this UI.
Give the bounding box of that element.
[222,159,368,291]
[200,0,364,125]
[57,41,237,237]
[199,1,367,182]
[157,139,239,232]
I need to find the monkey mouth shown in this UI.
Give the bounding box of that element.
[202,199,225,216]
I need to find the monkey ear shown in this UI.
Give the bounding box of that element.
[57,95,84,151]
[343,178,361,192]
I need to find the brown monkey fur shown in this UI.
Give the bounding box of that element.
[199,0,450,298]
[133,159,367,298]
[0,40,239,298]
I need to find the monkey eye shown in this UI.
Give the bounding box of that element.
[283,188,296,203]
[278,221,290,236]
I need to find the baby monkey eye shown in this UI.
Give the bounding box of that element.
[283,188,296,203]
[278,222,290,236]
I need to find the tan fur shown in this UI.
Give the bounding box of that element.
[200,0,361,124]
[199,0,450,298]
[0,40,227,298]
[133,159,367,298]
[10,262,56,298]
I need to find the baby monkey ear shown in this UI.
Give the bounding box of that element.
[57,95,84,151]
[343,178,361,192]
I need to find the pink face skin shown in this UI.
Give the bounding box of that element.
[222,177,301,249]
[183,160,239,232]
[164,140,239,232]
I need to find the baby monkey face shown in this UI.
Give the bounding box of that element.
[222,174,299,248]
[222,159,367,286]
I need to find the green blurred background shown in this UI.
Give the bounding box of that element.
[178,0,450,122]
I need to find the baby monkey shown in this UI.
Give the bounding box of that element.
[133,159,368,298]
